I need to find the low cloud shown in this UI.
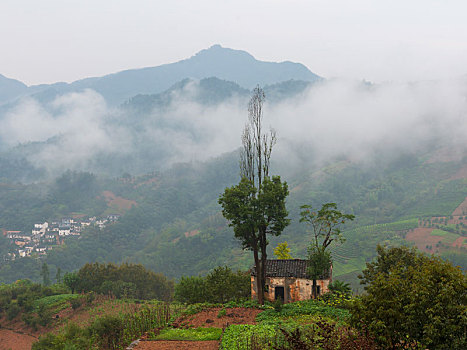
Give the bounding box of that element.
[0,78,466,178]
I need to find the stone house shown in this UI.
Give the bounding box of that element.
[251,259,332,303]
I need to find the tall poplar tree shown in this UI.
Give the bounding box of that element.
[219,87,289,304]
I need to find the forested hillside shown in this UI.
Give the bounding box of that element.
[1,147,466,288]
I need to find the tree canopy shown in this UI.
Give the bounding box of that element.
[351,245,467,349]
[300,202,354,298]
[274,241,292,259]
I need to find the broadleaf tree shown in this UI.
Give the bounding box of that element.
[274,241,292,259]
[351,245,467,349]
[219,87,289,304]
[300,202,354,298]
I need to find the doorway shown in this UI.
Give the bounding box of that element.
[275,286,285,301]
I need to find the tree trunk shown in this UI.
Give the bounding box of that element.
[312,278,317,299]
[259,231,267,305]
[253,249,264,305]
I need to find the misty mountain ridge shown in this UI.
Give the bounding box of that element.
[123,77,314,114]
[0,74,28,105]
[0,45,322,106]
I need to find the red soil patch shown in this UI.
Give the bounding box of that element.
[452,236,467,248]
[172,307,261,329]
[405,228,442,253]
[134,308,261,350]
[101,190,137,211]
[425,147,465,164]
[449,165,467,180]
[184,230,200,238]
[140,177,159,186]
[452,196,467,216]
[0,329,37,350]
[135,340,219,350]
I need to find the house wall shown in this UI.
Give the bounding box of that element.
[251,276,331,303]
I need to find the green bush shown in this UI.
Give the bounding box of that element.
[175,266,250,304]
[273,298,283,313]
[352,245,467,349]
[217,307,227,318]
[89,315,124,350]
[70,298,82,310]
[6,303,20,320]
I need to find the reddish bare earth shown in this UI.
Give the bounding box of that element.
[452,236,467,248]
[0,329,37,350]
[449,165,467,180]
[184,230,200,238]
[425,147,465,164]
[101,190,137,211]
[172,307,261,328]
[405,228,441,253]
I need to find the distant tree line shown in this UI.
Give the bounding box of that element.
[65,262,174,300]
[174,266,250,304]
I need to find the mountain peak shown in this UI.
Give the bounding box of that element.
[192,44,255,62]
[1,46,322,105]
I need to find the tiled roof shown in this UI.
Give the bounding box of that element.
[251,259,331,279]
[251,259,308,278]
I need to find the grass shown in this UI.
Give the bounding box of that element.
[152,327,222,341]
[431,229,450,236]
[430,229,460,244]
[333,256,366,277]
[256,299,350,324]
[33,294,82,311]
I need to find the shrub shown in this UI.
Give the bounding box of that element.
[6,303,20,320]
[217,308,227,318]
[70,298,82,310]
[175,266,250,304]
[89,315,124,350]
[328,280,352,296]
[273,298,283,313]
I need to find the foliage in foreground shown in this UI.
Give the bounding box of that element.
[351,245,467,349]
[221,318,378,350]
[32,303,178,350]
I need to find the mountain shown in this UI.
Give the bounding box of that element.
[0,74,28,105]
[123,77,312,113]
[0,45,322,106]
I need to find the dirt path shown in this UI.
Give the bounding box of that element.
[0,329,37,350]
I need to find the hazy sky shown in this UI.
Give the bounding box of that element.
[1,0,467,85]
